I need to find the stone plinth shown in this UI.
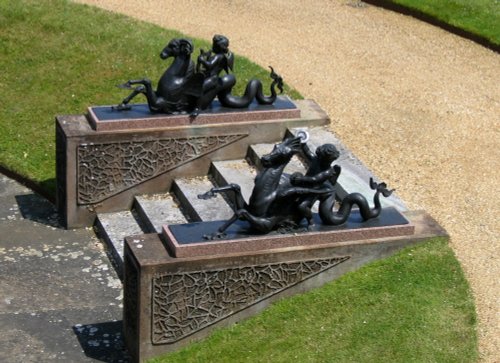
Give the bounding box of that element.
[163,207,415,258]
[88,96,301,131]
[123,210,447,363]
[56,99,328,228]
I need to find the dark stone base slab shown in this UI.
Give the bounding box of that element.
[163,207,415,258]
[87,96,300,131]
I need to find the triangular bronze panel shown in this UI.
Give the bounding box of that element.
[151,256,350,344]
[77,134,247,204]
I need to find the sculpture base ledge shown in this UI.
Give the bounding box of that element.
[162,207,415,258]
[87,96,300,131]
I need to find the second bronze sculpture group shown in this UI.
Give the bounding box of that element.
[198,132,394,240]
[114,35,283,116]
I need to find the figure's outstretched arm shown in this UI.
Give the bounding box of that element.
[301,142,316,162]
[291,165,341,187]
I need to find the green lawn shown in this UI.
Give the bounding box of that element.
[151,238,477,363]
[0,0,299,197]
[387,0,500,45]
[1,0,497,195]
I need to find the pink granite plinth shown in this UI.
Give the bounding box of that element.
[162,222,415,258]
[87,96,301,131]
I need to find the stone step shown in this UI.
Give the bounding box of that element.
[171,176,234,222]
[288,126,408,211]
[134,193,188,233]
[95,210,144,275]
[247,143,307,174]
[210,159,256,204]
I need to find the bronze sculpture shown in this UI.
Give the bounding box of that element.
[114,38,203,114]
[114,35,283,116]
[198,133,394,239]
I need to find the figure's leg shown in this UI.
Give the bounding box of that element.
[297,199,315,229]
[199,74,236,111]
[192,75,235,116]
[196,87,219,109]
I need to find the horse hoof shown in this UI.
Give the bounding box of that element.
[198,191,215,200]
[203,232,226,240]
[215,232,227,239]
[112,103,131,111]
[116,82,132,90]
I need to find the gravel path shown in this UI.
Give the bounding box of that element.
[76,1,500,360]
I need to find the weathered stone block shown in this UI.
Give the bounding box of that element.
[56,100,329,228]
[123,210,446,362]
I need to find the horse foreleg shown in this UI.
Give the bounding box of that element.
[236,210,277,233]
[218,213,239,233]
[203,213,239,240]
[203,208,277,240]
[113,85,146,111]
[219,206,277,234]
[123,79,168,113]
[197,184,247,211]
[199,184,250,240]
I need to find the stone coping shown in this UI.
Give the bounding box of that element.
[87,96,301,131]
[162,207,415,258]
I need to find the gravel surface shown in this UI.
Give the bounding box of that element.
[75,0,500,360]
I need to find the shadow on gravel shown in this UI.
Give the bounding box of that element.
[73,321,130,363]
[15,193,62,228]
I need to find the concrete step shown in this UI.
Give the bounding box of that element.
[247,143,307,174]
[95,210,144,275]
[134,193,188,233]
[210,159,256,204]
[288,126,408,211]
[172,176,234,221]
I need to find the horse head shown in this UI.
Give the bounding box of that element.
[157,38,196,100]
[261,137,302,168]
[160,38,194,60]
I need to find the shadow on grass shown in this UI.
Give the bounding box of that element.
[0,165,57,204]
[73,321,130,363]
[39,178,57,200]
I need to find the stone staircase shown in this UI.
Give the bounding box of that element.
[95,126,408,274]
